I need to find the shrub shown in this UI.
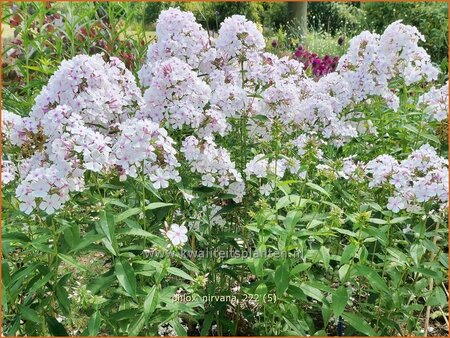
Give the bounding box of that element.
[308,2,366,36]
[2,6,448,337]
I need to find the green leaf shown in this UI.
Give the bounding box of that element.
[410,267,441,279]
[45,315,69,336]
[118,228,166,247]
[70,233,105,253]
[410,243,426,266]
[369,218,387,225]
[55,283,71,316]
[115,258,137,299]
[341,243,358,264]
[171,319,187,336]
[144,286,158,316]
[403,124,440,144]
[320,246,330,268]
[31,242,54,254]
[145,202,174,210]
[290,263,312,276]
[403,124,419,133]
[338,264,351,282]
[387,248,408,265]
[2,232,31,243]
[87,274,115,295]
[275,261,290,295]
[200,312,214,336]
[283,316,307,335]
[20,306,40,323]
[103,198,129,208]
[142,181,162,200]
[355,265,389,294]
[57,254,87,272]
[255,283,268,298]
[306,182,330,198]
[284,210,302,229]
[224,258,247,265]
[115,208,141,224]
[252,114,269,122]
[427,287,447,307]
[87,311,101,336]
[167,267,194,281]
[342,312,377,336]
[390,216,409,224]
[300,283,325,303]
[96,211,118,256]
[332,286,348,317]
[115,203,174,223]
[129,313,146,336]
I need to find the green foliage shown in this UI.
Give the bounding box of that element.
[2,2,150,111]
[308,2,367,36]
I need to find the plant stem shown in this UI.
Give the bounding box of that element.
[424,221,440,337]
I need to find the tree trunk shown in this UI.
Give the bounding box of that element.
[287,2,308,39]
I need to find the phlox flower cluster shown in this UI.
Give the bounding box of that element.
[181,136,244,202]
[138,9,266,137]
[2,55,175,215]
[365,144,448,213]
[139,57,211,130]
[337,21,439,111]
[3,8,447,219]
[246,52,304,86]
[2,161,17,186]
[315,156,366,182]
[137,9,439,149]
[292,134,325,160]
[215,15,265,60]
[2,110,27,146]
[337,156,366,181]
[31,54,143,131]
[111,118,180,188]
[418,81,449,121]
[138,8,210,86]
[244,154,303,196]
[15,164,84,215]
[42,105,112,173]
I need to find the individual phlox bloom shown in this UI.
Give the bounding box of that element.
[165,223,188,246]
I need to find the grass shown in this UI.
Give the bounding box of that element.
[303,31,348,57]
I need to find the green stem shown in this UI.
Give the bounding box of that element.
[375,216,392,332]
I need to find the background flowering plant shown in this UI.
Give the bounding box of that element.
[2,4,448,337]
